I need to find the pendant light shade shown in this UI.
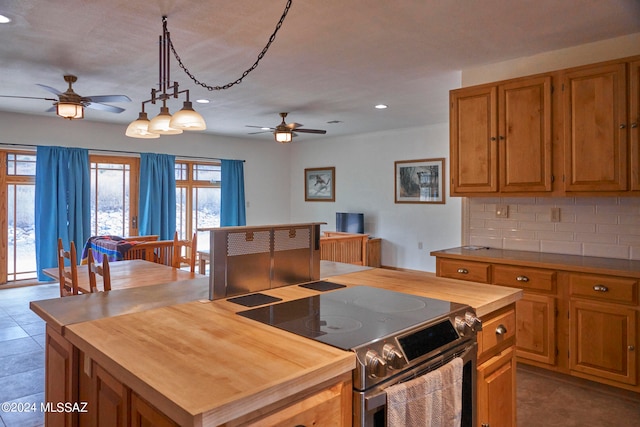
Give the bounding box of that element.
[125,112,160,139]
[169,101,206,130]
[56,102,84,120]
[148,106,183,135]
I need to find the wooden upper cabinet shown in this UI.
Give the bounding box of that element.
[450,76,552,195]
[631,60,640,191]
[563,62,628,191]
[450,85,498,194]
[499,76,552,192]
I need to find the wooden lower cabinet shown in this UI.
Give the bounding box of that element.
[569,299,637,386]
[477,347,517,427]
[476,304,517,427]
[45,325,78,427]
[130,393,179,427]
[434,251,640,394]
[515,294,556,365]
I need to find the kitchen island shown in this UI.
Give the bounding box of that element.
[31,266,521,426]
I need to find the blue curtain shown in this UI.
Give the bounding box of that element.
[138,153,176,240]
[220,159,246,226]
[35,146,90,281]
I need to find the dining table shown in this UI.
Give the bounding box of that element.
[42,259,201,293]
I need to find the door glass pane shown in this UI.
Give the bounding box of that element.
[90,162,130,236]
[176,187,187,240]
[192,187,221,252]
[8,184,37,281]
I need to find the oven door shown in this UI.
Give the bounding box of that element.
[354,339,476,427]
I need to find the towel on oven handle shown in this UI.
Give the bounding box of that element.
[386,356,463,427]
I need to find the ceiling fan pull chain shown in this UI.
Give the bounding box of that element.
[168,0,293,92]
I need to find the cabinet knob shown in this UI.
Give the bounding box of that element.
[629,346,635,351]
[631,122,638,128]
[457,268,469,274]
[619,124,626,129]
[593,285,609,292]
[490,137,497,141]
[481,424,490,427]
[495,324,507,336]
[516,275,529,282]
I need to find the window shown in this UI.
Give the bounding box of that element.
[175,161,221,252]
[3,152,37,282]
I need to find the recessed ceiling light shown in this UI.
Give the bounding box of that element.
[195,99,210,104]
[375,104,388,109]
[0,14,12,24]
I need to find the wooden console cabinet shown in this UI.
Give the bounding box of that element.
[320,232,381,267]
[433,248,640,393]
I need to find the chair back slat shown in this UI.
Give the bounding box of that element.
[87,248,111,292]
[57,238,79,297]
[173,232,197,272]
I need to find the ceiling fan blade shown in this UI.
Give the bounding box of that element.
[45,106,56,113]
[294,128,327,134]
[246,125,275,130]
[286,122,303,130]
[84,95,131,103]
[247,130,271,135]
[85,102,125,113]
[36,84,63,96]
[0,95,57,101]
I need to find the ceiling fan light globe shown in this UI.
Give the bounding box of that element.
[125,112,160,139]
[274,130,292,143]
[148,107,183,135]
[169,101,206,131]
[56,102,84,119]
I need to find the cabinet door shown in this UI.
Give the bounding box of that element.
[631,60,640,190]
[477,347,516,427]
[92,364,128,427]
[131,392,179,427]
[499,76,552,192]
[515,294,556,365]
[563,62,628,191]
[569,299,637,385]
[450,85,498,194]
[45,325,78,427]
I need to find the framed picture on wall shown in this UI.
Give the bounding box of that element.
[394,158,445,204]
[305,167,335,201]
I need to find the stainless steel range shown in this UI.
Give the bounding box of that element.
[238,284,482,427]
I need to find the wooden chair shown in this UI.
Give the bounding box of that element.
[87,248,111,293]
[122,235,159,242]
[57,238,79,297]
[123,239,174,266]
[173,232,197,272]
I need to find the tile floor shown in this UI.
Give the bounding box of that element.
[1,283,639,426]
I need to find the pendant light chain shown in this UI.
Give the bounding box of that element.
[168,0,293,92]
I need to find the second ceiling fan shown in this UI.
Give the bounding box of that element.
[247,112,327,143]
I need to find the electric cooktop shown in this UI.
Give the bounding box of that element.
[237,285,465,351]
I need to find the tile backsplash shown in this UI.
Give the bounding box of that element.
[464,197,640,260]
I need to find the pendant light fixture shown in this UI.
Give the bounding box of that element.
[274,113,293,143]
[126,2,293,139]
[126,16,204,138]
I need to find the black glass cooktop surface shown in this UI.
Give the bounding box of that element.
[237,286,464,350]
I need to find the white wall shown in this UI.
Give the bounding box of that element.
[289,124,461,272]
[0,111,293,226]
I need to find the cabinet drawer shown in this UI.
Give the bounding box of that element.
[478,307,516,358]
[569,273,638,305]
[493,265,556,292]
[438,259,491,283]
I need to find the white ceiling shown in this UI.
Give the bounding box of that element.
[0,0,639,141]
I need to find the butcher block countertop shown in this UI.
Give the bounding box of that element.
[36,267,521,426]
[431,247,640,278]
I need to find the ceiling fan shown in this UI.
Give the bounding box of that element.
[246,112,327,143]
[0,75,131,119]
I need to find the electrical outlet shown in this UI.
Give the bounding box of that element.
[550,207,560,222]
[495,204,509,218]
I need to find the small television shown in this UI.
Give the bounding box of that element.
[336,212,364,234]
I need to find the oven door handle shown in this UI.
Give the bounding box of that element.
[364,341,476,412]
